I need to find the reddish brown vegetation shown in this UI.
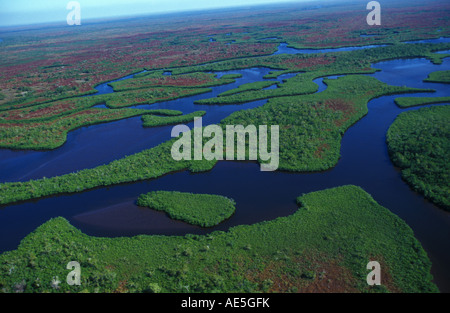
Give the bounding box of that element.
[314,142,330,159]
[246,254,359,293]
[1,0,448,110]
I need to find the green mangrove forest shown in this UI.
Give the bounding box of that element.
[387,105,450,210]
[137,191,236,227]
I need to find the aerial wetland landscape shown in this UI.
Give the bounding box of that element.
[0,0,449,295]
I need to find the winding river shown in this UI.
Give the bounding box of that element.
[0,41,449,290]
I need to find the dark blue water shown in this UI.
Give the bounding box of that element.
[273,37,449,55]
[403,37,450,44]
[92,104,109,109]
[0,68,280,182]
[88,70,148,96]
[0,43,449,290]
[273,42,389,55]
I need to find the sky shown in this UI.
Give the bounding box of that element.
[0,0,309,27]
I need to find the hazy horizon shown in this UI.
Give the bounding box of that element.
[0,0,317,27]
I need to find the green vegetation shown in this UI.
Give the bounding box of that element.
[0,138,216,205]
[0,108,167,150]
[0,96,104,120]
[0,86,208,114]
[109,72,239,92]
[138,109,184,116]
[191,44,448,106]
[221,75,430,171]
[0,186,437,293]
[195,73,320,105]
[387,105,450,210]
[172,43,450,76]
[1,0,448,110]
[424,70,450,84]
[426,53,450,66]
[219,74,243,80]
[0,75,430,204]
[1,42,448,151]
[0,85,212,149]
[0,2,448,295]
[218,81,278,97]
[137,191,236,227]
[101,87,211,108]
[394,96,450,108]
[142,111,206,127]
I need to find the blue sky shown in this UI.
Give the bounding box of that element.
[0,0,308,27]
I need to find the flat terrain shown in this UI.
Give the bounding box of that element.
[0,0,449,293]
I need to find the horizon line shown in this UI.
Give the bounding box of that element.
[0,0,325,29]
